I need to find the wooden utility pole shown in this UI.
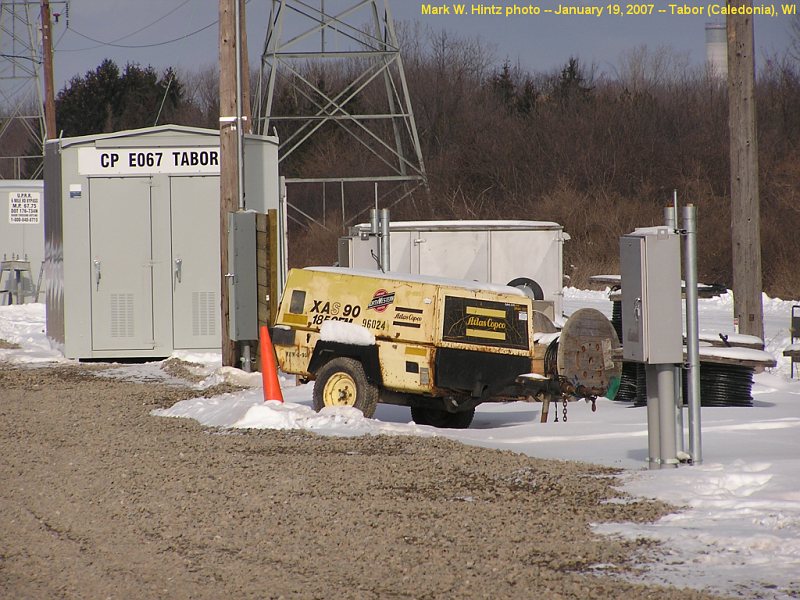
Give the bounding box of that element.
[39,0,56,139]
[220,0,239,366]
[219,0,253,367]
[727,4,764,340]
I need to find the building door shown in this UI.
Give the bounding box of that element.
[170,176,221,349]
[90,178,155,351]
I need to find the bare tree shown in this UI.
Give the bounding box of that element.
[616,45,693,94]
[182,65,220,129]
[790,15,800,60]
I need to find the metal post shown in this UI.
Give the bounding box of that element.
[646,364,679,468]
[234,0,245,210]
[664,206,676,230]
[379,208,390,272]
[340,181,345,231]
[674,366,685,454]
[242,344,251,373]
[683,204,702,464]
[279,176,288,294]
[657,363,678,467]
[369,209,379,235]
[664,204,686,456]
[369,208,381,271]
[645,365,660,469]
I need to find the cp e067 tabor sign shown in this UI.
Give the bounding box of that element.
[77,147,220,176]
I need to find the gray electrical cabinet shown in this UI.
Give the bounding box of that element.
[44,125,279,359]
[227,211,258,341]
[620,228,682,364]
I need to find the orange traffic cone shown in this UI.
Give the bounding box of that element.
[259,325,284,403]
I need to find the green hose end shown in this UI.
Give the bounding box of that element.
[605,375,621,401]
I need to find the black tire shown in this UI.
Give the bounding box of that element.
[313,357,379,418]
[506,277,544,301]
[410,406,475,429]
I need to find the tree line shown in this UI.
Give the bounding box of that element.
[266,31,800,300]
[2,28,798,298]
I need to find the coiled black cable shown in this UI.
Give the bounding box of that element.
[632,362,754,407]
[691,363,754,407]
[611,300,623,344]
[615,362,641,403]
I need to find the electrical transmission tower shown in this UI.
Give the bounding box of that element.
[0,0,50,178]
[254,0,427,229]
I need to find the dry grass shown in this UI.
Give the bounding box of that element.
[0,339,21,350]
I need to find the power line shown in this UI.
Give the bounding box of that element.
[57,0,251,52]
[107,0,193,44]
[0,54,38,62]
[66,19,217,50]
[56,0,194,52]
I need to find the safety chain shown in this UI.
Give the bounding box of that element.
[554,394,569,422]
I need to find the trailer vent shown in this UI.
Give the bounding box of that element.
[192,291,216,336]
[110,293,135,338]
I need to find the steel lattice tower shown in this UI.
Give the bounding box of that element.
[254,0,427,228]
[0,0,48,179]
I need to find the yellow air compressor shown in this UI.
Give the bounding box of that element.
[271,267,621,428]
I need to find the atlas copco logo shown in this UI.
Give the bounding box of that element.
[367,289,395,312]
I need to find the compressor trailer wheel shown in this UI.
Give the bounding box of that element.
[313,357,379,418]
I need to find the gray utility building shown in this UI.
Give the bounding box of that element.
[44,125,279,360]
[1,179,44,303]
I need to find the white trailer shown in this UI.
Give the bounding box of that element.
[338,220,570,318]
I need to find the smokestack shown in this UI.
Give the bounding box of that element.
[705,22,728,78]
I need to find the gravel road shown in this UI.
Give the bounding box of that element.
[0,362,724,599]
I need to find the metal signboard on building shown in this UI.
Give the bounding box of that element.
[77,147,221,175]
[1,180,45,304]
[8,190,40,224]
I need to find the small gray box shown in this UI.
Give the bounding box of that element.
[337,237,351,267]
[228,211,258,341]
[620,229,682,364]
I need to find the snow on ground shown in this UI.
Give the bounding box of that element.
[0,303,65,363]
[1,292,799,599]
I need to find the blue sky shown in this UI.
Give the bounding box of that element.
[47,0,795,89]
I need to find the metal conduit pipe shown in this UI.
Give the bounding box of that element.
[683,204,702,464]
